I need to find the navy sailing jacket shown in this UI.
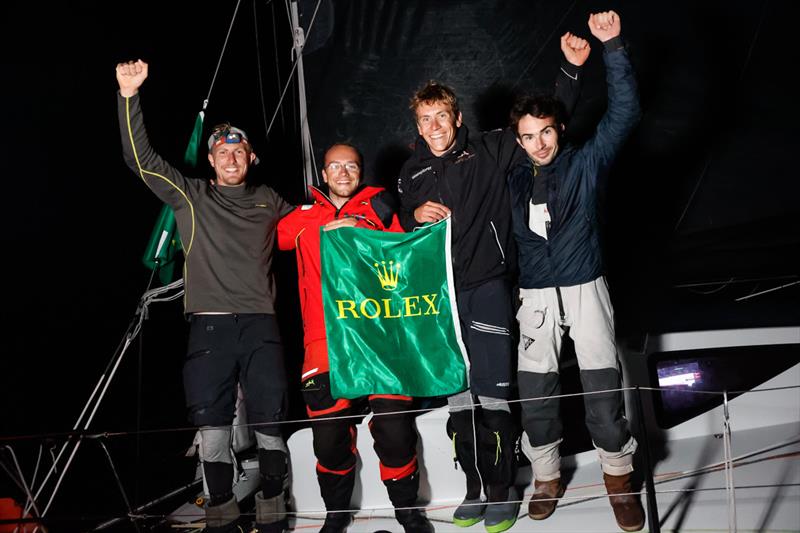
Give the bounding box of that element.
[507,43,640,290]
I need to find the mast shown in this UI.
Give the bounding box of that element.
[289,0,315,198]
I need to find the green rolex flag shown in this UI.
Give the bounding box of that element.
[320,218,469,398]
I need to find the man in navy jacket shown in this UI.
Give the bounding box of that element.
[506,11,644,532]
[398,33,589,533]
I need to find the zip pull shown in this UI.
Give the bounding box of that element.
[494,431,501,466]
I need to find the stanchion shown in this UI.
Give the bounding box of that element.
[634,385,661,533]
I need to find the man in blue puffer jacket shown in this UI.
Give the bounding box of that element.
[506,11,644,532]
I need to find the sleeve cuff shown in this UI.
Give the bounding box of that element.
[559,58,581,80]
[603,36,624,52]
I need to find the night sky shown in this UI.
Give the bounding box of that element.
[1,0,799,529]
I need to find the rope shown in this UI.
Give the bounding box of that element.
[266,0,324,137]
[203,0,244,111]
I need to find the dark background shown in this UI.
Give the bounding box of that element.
[1,0,798,529]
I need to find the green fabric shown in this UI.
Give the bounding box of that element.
[183,111,205,167]
[141,204,181,284]
[321,219,468,398]
[142,111,204,284]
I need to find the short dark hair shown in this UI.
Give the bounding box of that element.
[410,80,460,118]
[509,95,566,134]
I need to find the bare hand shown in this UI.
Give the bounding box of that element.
[588,10,621,42]
[116,59,148,97]
[323,217,359,231]
[560,32,591,67]
[413,201,451,224]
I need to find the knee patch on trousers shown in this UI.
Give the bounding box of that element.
[580,368,629,452]
[518,371,563,447]
[197,427,233,464]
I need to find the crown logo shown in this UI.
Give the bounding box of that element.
[373,260,401,291]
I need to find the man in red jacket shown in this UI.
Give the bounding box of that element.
[278,144,432,533]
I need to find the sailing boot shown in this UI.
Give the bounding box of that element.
[386,472,434,533]
[483,485,518,533]
[448,412,486,527]
[252,449,289,532]
[317,469,356,533]
[527,478,565,520]
[479,410,519,533]
[252,491,286,533]
[603,473,645,532]
[204,495,246,533]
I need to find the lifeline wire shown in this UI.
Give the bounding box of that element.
[6,384,799,527]
[5,383,799,443]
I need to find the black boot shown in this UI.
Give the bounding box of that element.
[395,508,434,533]
[448,412,486,527]
[319,511,352,533]
[317,469,355,533]
[386,472,433,533]
[479,410,520,533]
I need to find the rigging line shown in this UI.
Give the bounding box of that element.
[204,0,244,109]
[511,0,579,90]
[270,0,286,132]
[686,277,735,295]
[736,280,800,302]
[673,0,771,233]
[1,448,42,520]
[674,274,799,288]
[97,439,141,533]
[266,0,324,137]
[253,0,271,141]
[25,280,184,519]
[92,479,202,532]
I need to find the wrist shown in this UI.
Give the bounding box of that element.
[602,36,624,51]
[119,88,139,98]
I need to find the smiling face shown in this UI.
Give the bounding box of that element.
[322,144,362,207]
[415,101,463,157]
[207,143,255,186]
[515,114,563,166]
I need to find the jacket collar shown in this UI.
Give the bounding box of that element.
[308,184,382,208]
